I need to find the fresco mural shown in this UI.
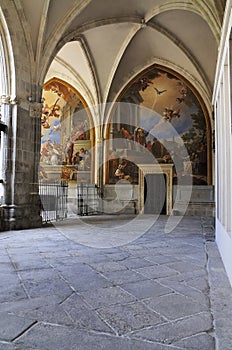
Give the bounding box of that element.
[108,67,208,185]
[40,79,92,182]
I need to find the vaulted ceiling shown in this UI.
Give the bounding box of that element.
[1,0,227,114]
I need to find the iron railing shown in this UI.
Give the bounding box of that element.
[39,181,68,223]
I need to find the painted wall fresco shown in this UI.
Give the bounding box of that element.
[40,80,92,182]
[108,67,208,185]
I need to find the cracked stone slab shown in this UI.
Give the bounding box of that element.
[0,272,20,285]
[14,322,173,350]
[53,263,95,278]
[0,262,15,273]
[77,254,112,264]
[165,261,206,274]
[126,248,161,258]
[0,283,28,303]
[158,278,209,307]
[61,293,114,333]
[173,332,215,349]
[0,295,62,314]
[143,254,180,265]
[65,270,112,292]
[104,251,131,262]
[0,343,18,350]
[120,279,173,300]
[131,311,213,344]
[10,258,50,271]
[0,312,36,342]
[87,261,128,273]
[135,264,178,280]
[22,277,73,299]
[97,301,164,335]
[16,303,74,327]
[80,286,136,309]
[18,268,61,282]
[143,293,208,320]
[181,253,207,266]
[117,257,155,269]
[102,269,147,285]
[181,276,209,293]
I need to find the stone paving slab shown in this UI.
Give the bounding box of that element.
[102,269,147,285]
[120,279,173,299]
[0,295,61,315]
[117,256,155,269]
[158,278,210,307]
[0,283,28,303]
[135,264,179,279]
[143,253,180,265]
[87,260,128,273]
[0,313,36,342]
[14,323,177,350]
[79,286,136,309]
[0,343,18,350]
[96,301,165,335]
[131,311,213,344]
[61,293,114,333]
[173,332,215,349]
[65,270,113,292]
[22,277,73,299]
[143,293,209,320]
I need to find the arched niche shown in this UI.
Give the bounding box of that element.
[39,78,95,184]
[105,65,212,187]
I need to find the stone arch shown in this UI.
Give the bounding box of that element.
[0,8,16,98]
[104,64,212,186]
[0,10,17,225]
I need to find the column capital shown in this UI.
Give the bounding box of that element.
[0,95,11,104]
[0,95,18,105]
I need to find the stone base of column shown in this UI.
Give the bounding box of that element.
[0,204,42,231]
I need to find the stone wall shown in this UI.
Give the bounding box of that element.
[1,104,42,230]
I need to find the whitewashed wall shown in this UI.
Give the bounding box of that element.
[213,0,232,286]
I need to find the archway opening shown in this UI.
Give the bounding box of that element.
[104,65,213,216]
[106,65,210,187]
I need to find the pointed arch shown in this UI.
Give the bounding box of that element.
[105,64,212,185]
[0,7,16,99]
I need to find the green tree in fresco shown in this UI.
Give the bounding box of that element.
[182,109,206,154]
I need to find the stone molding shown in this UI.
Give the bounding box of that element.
[29,102,43,118]
[0,95,17,105]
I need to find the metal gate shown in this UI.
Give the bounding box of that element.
[77,184,100,216]
[39,181,68,223]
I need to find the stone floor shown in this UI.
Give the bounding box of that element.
[0,215,232,349]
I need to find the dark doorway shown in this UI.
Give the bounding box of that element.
[144,174,166,214]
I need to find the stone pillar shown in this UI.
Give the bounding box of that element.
[95,136,104,190]
[0,96,42,230]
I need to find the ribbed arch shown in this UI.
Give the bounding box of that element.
[0,8,15,99]
[146,1,221,42]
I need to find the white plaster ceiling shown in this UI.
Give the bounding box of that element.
[17,0,226,110]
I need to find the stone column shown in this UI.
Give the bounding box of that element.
[0,96,42,230]
[95,136,104,189]
[0,95,13,208]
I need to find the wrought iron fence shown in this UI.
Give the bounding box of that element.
[39,181,68,223]
[77,184,100,216]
